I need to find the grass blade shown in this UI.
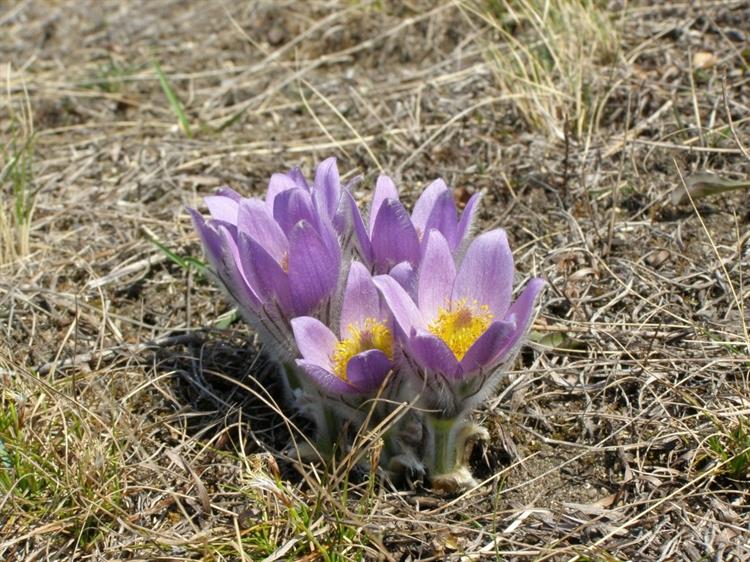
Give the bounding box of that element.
[153,59,192,137]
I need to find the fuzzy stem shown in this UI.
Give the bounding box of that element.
[281,362,340,461]
[281,361,301,392]
[314,403,340,460]
[426,415,461,477]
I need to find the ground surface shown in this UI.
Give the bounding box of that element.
[1,1,749,560]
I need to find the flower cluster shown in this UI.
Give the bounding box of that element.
[191,157,543,491]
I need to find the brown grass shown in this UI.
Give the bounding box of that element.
[2,0,750,560]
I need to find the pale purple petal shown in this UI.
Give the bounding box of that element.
[459,319,516,374]
[217,225,261,311]
[189,209,224,272]
[411,178,448,236]
[422,189,458,248]
[265,173,297,211]
[369,175,399,234]
[291,316,338,368]
[490,277,545,363]
[288,166,310,191]
[418,230,455,321]
[373,275,425,336]
[237,198,288,261]
[312,214,342,269]
[296,360,357,395]
[370,198,420,272]
[273,188,315,234]
[343,174,363,192]
[288,220,339,315]
[388,261,417,300]
[507,277,544,322]
[345,350,392,393]
[345,190,373,264]
[313,156,340,220]
[453,229,514,317]
[340,262,382,339]
[409,330,461,378]
[215,186,242,201]
[335,176,363,234]
[238,233,293,315]
[205,195,239,224]
[455,192,482,248]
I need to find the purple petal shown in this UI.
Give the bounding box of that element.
[491,277,545,363]
[422,189,458,248]
[288,220,340,315]
[453,229,514,317]
[417,230,456,321]
[238,233,294,315]
[340,262,382,339]
[313,214,342,269]
[370,175,399,234]
[411,179,449,236]
[455,192,482,248]
[459,319,517,374]
[189,209,224,272]
[345,350,392,393]
[265,173,298,211]
[370,198,420,272]
[217,226,261,311]
[313,157,340,220]
[288,166,310,191]
[273,188,315,234]
[215,186,242,201]
[409,330,461,378]
[296,360,357,395]
[343,174,363,192]
[290,316,338,368]
[237,198,288,261]
[205,194,239,224]
[373,275,425,336]
[335,176,363,235]
[345,190,373,264]
[388,261,417,300]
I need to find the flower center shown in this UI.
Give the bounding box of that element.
[428,299,493,360]
[331,319,393,380]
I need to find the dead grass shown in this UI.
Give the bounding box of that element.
[1,0,750,560]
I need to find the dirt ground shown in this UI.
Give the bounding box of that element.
[2,1,749,560]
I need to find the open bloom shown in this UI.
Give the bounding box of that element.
[190,159,343,321]
[291,262,394,395]
[374,229,543,381]
[346,176,482,273]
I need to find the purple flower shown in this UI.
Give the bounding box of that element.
[374,229,543,381]
[291,262,394,395]
[265,156,342,226]
[346,176,482,273]
[190,159,343,320]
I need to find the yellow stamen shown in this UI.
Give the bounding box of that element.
[280,252,289,273]
[428,299,493,360]
[331,318,393,380]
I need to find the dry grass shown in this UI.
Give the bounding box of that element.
[462,0,620,141]
[1,0,750,560]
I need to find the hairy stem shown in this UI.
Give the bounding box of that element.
[426,415,461,477]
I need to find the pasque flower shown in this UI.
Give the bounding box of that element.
[374,228,543,489]
[190,159,342,321]
[347,176,481,274]
[375,228,543,391]
[291,262,393,395]
[190,156,544,491]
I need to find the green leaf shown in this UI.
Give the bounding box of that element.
[153,60,192,138]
